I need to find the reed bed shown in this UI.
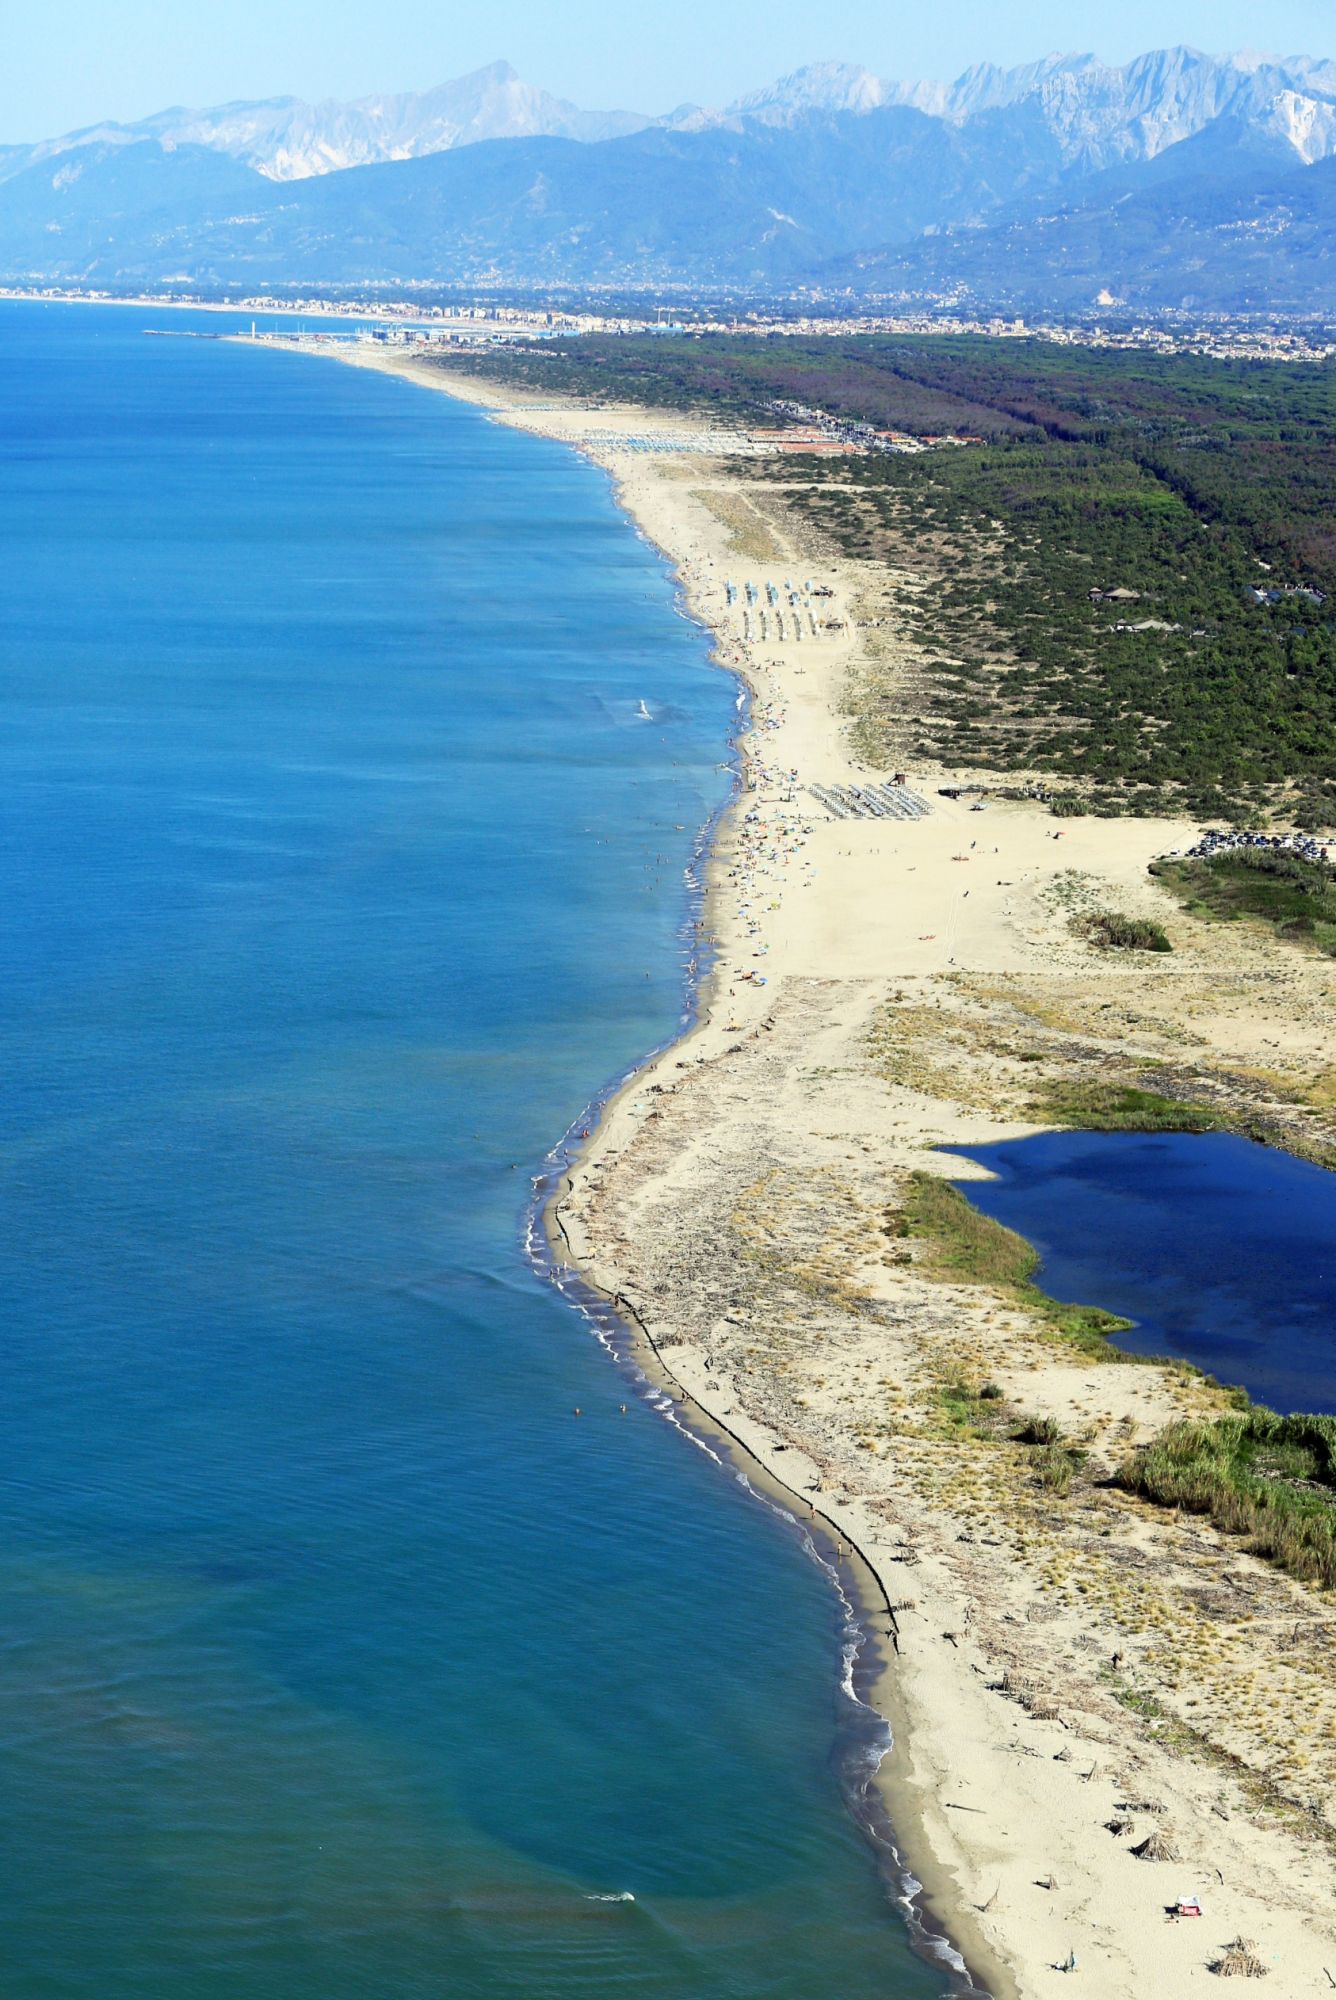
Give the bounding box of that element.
[1117,1412,1336,1589]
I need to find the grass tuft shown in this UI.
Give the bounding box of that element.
[1014,1413,1065,1445]
[1031,1442,1077,1495]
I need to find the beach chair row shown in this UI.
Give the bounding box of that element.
[807,783,931,821]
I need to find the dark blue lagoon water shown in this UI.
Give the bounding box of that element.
[0,303,956,2000]
[950,1131,1336,1412]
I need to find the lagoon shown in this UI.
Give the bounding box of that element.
[950,1130,1336,1412]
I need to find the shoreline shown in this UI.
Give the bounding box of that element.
[523,1025,997,1994]
[528,1194,991,1992]
[292,334,1012,1994]
[242,333,1336,1998]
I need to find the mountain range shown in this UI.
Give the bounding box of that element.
[1,49,1333,312]
[0,62,652,185]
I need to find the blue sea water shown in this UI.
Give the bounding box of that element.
[950,1130,1336,1412]
[0,303,957,2000]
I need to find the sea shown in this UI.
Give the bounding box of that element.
[950,1130,1336,1412]
[0,302,958,2000]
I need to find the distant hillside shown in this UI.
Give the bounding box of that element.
[0,143,268,277]
[0,113,1069,289]
[837,138,1336,314]
[1,47,1334,310]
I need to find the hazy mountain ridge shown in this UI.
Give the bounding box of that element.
[11,46,1336,185]
[161,65,653,179]
[1,61,651,185]
[1,47,1333,310]
[0,115,1022,286]
[712,46,1336,169]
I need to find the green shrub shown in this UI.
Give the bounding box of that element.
[1031,1081,1228,1133]
[1076,909,1173,951]
[1152,849,1336,954]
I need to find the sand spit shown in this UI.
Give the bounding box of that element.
[255,336,1336,1997]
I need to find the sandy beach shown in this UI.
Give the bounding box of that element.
[258,335,1336,1996]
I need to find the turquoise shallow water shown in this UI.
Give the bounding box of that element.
[0,305,958,1999]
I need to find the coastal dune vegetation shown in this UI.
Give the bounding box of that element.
[894,1167,1134,1357]
[1072,908,1173,951]
[908,1153,1336,1592]
[1153,845,1336,954]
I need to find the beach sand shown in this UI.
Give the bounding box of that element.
[256,335,1336,1997]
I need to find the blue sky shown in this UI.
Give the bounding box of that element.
[7,0,1335,139]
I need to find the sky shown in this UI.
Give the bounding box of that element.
[6,0,1335,139]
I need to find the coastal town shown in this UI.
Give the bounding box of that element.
[9,282,1334,363]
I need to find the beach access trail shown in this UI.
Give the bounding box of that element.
[261,335,1336,1998]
